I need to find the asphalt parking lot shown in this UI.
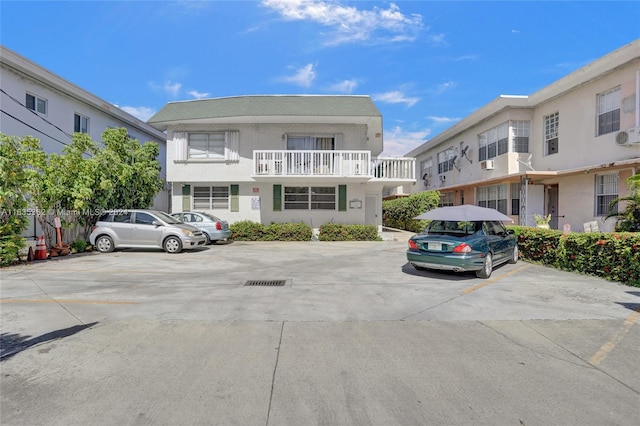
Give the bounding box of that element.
[1,236,639,425]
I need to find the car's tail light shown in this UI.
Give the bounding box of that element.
[408,239,419,250]
[215,222,222,230]
[452,243,472,253]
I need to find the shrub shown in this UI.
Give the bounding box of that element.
[510,226,640,287]
[230,220,265,241]
[318,223,381,241]
[383,191,440,232]
[71,239,88,253]
[263,222,313,241]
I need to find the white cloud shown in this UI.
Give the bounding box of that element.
[328,79,358,94]
[380,125,431,157]
[120,106,156,122]
[149,80,182,98]
[372,90,419,107]
[262,0,423,45]
[432,80,457,95]
[188,90,210,99]
[281,63,317,87]
[427,116,461,125]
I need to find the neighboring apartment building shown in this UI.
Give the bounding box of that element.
[0,45,169,232]
[148,95,415,232]
[405,39,640,232]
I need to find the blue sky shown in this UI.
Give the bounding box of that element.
[2,1,639,156]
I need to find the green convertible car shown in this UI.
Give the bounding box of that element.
[406,220,519,279]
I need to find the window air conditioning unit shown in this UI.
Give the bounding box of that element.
[480,160,495,170]
[615,127,640,146]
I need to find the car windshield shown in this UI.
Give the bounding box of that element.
[425,220,483,236]
[154,211,182,224]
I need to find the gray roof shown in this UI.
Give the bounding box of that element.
[148,95,381,128]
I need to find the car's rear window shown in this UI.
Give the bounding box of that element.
[426,220,483,236]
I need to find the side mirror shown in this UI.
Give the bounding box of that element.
[152,220,162,227]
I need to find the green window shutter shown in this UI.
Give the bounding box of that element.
[182,185,191,211]
[230,184,239,212]
[273,185,282,211]
[338,185,347,211]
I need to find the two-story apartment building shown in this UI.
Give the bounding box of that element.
[0,45,169,220]
[405,39,640,232]
[147,95,415,232]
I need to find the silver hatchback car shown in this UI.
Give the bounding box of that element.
[89,210,206,254]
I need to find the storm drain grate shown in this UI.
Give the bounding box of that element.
[244,280,286,287]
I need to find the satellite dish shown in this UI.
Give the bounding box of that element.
[518,153,535,171]
[461,145,473,163]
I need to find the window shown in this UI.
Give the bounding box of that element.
[193,186,229,210]
[419,158,433,180]
[510,183,521,215]
[188,133,225,159]
[512,121,530,153]
[134,212,155,225]
[437,148,456,174]
[439,192,454,207]
[477,184,508,214]
[544,112,559,155]
[595,174,618,216]
[478,121,530,160]
[26,93,47,114]
[74,113,89,133]
[284,186,336,210]
[286,135,335,150]
[597,87,620,136]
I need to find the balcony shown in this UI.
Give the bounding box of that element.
[253,150,415,182]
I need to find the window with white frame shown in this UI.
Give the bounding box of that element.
[26,93,47,115]
[544,112,559,155]
[437,148,456,174]
[420,157,433,180]
[74,113,89,133]
[597,87,620,136]
[479,121,530,160]
[510,182,521,215]
[193,186,229,210]
[595,174,618,216]
[439,192,454,207]
[477,184,508,214]
[512,121,530,153]
[188,133,225,159]
[284,186,336,210]
[286,135,335,150]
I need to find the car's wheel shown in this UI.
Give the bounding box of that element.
[203,234,211,245]
[476,253,493,278]
[508,245,519,264]
[163,236,183,254]
[95,235,114,253]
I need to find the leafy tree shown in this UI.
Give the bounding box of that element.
[606,174,640,232]
[383,191,440,232]
[28,128,164,241]
[0,134,44,265]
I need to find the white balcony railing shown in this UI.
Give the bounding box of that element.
[253,150,415,181]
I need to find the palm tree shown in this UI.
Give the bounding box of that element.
[606,174,640,232]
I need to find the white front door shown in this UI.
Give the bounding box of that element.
[365,195,377,227]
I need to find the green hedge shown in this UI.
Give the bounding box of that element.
[230,221,381,242]
[318,223,381,241]
[510,226,640,287]
[383,191,440,233]
[230,221,312,241]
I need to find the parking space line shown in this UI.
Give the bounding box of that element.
[461,264,530,294]
[588,307,640,366]
[0,299,139,305]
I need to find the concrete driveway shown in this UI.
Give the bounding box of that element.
[1,238,639,425]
